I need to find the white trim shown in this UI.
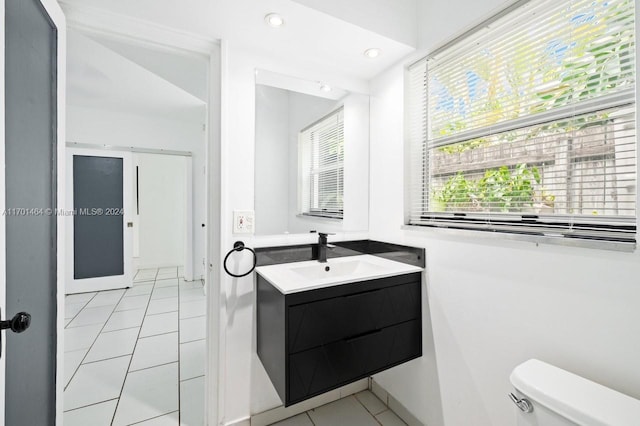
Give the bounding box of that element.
[207,40,226,426]
[66,142,193,157]
[32,0,67,424]
[401,224,636,253]
[0,2,6,421]
[184,156,195,281]
[58,1,218,56]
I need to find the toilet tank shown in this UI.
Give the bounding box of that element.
[510,359,640,426]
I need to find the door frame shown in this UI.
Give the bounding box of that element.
[65,148,134,294]
[1,0,66,423]
[56,7,221,424]
[47,1,67,424]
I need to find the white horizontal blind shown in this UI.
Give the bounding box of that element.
[408,0,637,246]
[299,107,344,218]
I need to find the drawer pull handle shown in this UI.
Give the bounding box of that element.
[342,288,382,299]
[345,329,382,343]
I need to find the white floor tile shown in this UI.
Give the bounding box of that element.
[65,292,97,305]
[179,339,205,380]
[179,300,205,319]
[112,363,179,426]
[65,302,87,319]
[124,283,154,297]
[271,413,314,426]
[130,332,178,372]
[355,390,387,416]
[180,316,206,343]
[179,281,204,290]
[64,399,118,426]
[84,328,140,363]
[158,267,178,273]
[136,411,179,425]
[179,288,205,302]
[376,410,408,426]
[103,308,146,332]
[180,376,204,426]
[66,305,114,328]
[148,297,179,315]
[155,278,179,288]
[115,294,151,311]
[64,349,88,388]
[65,318,73,327]
[65,324,103,352]
[84,289,126,308]
[64,356,130,411]
[135,269,158,281]
[152,286,179,300]
[140,311,178,338]
[308,396,379,426]
[156,271,178,279]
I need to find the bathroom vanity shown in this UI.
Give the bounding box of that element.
[255,242,424,406]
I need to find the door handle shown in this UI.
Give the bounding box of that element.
[0,310,31,359]
[1,312,32,333]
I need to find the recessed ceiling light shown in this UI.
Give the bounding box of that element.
[364,48,381,59]
[265,13,285,28]
[319,83,332,92]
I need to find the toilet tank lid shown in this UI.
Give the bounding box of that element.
[510,359,640,426]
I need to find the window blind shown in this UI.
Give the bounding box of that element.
[407,0,637,247]
[299,107,344,219]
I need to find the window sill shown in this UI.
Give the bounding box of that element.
[400,224,636,253]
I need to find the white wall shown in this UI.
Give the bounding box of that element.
[135,153,187,269]
[367,2,640,425]
[67,105,207,279]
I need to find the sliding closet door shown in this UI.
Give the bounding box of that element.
[66,149,133,294]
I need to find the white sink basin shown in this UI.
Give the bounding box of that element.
[256,254,423,294]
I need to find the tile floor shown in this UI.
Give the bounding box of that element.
[272,391,408,426]
[63,266,206,426]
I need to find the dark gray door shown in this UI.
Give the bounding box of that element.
[5,0,57,424]
[73,155,124,279]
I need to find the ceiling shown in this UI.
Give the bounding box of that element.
[67,31,206,122]
[59,0,417,89]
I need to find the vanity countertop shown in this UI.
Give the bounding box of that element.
[255,254,423,294]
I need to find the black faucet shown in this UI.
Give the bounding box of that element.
[315,232,334,263]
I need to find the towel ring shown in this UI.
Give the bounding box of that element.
[223,241,257,278]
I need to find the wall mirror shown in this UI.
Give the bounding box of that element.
[254,69,370,236]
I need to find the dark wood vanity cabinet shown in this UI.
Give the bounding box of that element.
[257,272,422,406]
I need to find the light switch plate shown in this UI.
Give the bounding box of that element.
[233,210,254,234]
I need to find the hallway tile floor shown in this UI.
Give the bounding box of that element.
[63,267,206,425]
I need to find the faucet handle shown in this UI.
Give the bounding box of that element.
[317,232,335,238]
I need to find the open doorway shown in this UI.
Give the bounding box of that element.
[133,152,191,280]
[62,29,209,425]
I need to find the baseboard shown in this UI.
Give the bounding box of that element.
[370,378,424,426]
[249,378,368,426]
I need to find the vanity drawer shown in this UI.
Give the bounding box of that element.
[288,280,421,353]
[288,319,421,404]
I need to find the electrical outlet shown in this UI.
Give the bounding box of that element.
[233,210,254,234]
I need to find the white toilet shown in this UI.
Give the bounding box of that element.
[510,359,640,426]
